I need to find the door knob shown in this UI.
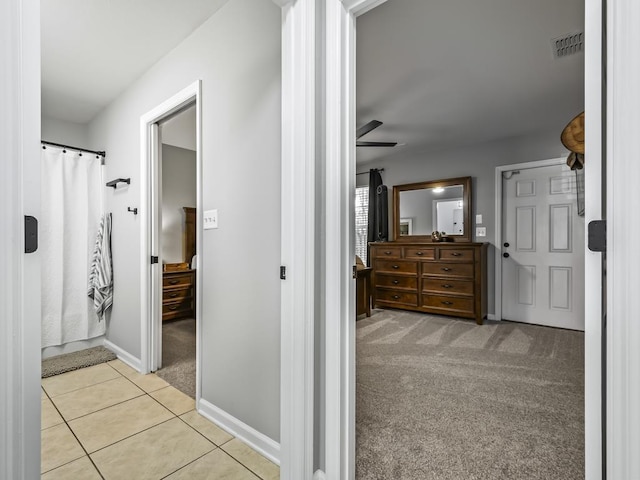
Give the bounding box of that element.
[503,242,510,248]
[503,252,510,258]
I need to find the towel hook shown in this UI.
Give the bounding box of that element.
[127,207,138,215]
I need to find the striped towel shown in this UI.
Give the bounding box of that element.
[88,213,113,321]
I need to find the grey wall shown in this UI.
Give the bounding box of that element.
[41,116,89,147]
[358,129,570,314]
[161,144,196,264]
[87,0,281,442]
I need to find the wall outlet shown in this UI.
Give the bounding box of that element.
[476,214,483,224]
[476,226,487,237]
[203,209,218,229]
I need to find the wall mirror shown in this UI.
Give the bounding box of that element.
[393,176,472,242]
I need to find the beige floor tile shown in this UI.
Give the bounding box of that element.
[180,410,234,446]
[150,385,195,415]
[42,364,120,397]
[41,423,85,474]
[107,358,137,376]
[69,395,174,453]
[41,455,101,480]
[221,439,280,480]
[125,371,170,393]
[41,397,64,430]
[51,376,144,421]
[90,417,214,480]
[166,448,260,479]
[42,388,47,400]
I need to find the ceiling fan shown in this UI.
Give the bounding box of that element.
[356,120,397,147]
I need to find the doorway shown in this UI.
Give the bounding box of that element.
[153,104,198,398]
[140,82,202,403]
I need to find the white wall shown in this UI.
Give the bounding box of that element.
[358,128,570,315]
[87,0,281,442]
[41,115,89,147]
[161,144,196,264]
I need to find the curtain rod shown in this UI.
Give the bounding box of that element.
[41,140,106,158]
[356,168,384,176]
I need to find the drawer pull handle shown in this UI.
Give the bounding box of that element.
[392,265,400,269]
[168,305,179,310]
[384,251,392,255]
[169,279,180,285]
[392,295,400,299]
[441,267,451,272]
[451,253,462,257]
[441,301,453,305]
[392,280,400,285]
[442,284,452,288]
[169,292,179,298]
[416,251,424,256]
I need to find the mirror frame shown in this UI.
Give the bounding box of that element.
[393,176,472,242]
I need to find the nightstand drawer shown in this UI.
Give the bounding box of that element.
[163,272,193,288]
[163,286,192,303]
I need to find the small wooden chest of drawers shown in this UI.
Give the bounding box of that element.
[370,242,488,324]
[162,269,195,322]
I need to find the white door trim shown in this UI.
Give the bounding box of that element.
[275,0,316,478]
[494,157,568,323]
[139,81,202,406]
[606,0,640,477]
[0,0,41,478]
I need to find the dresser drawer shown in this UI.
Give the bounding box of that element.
[422,294,474,314]
[163,286,192,303]
[376,289,418,306]
[422,278,474,296]
[404,247,435,260]
[438,248,474,262]
[372,246,402,259]
[375,274,417,290]
[163,272,193,288]
[375,259,417,275]
[423,262,474,279]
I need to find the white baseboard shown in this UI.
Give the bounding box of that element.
[103,340,142,372]
[198,397,280,466]
[313,470,326,480]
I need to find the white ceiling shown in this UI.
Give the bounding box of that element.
[356,0,585,164]
[41,0,229,124]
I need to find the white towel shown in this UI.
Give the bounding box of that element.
[88,213,113,321]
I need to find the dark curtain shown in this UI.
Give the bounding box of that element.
[367,169,388,264]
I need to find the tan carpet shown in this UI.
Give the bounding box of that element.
[156,318,196,398]
[356,309,584,480]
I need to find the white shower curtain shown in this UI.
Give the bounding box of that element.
[41,146,106,347]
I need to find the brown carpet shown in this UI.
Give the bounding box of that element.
[155,318,196,398]
[356,309,584,480]
[41,346,116,378]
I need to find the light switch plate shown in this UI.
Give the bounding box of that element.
[476,227,487,237]
[203,209,218,229]
[476,214,483,224]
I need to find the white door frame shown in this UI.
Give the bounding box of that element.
[493,156,569,323]
[318,0,605,478]
[1,0,41,478]
[139,81,202,405]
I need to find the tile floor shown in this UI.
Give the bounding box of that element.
[41,360,280,480]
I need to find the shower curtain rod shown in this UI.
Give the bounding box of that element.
[41,140,106,158]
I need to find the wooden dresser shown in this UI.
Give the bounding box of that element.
[162,269,195,322]
[370,242,488,324]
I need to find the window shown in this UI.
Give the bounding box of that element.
[355,186,369,264]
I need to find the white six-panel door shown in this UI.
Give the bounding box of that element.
[502,163,585,331]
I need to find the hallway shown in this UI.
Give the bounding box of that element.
[41,360,279,479]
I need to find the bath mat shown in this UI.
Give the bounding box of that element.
[41,346,117,378]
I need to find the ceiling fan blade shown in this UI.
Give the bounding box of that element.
[356,141,397,147]
[356,120,383,139]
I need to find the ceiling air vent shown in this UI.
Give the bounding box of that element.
[551,32,584,59]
